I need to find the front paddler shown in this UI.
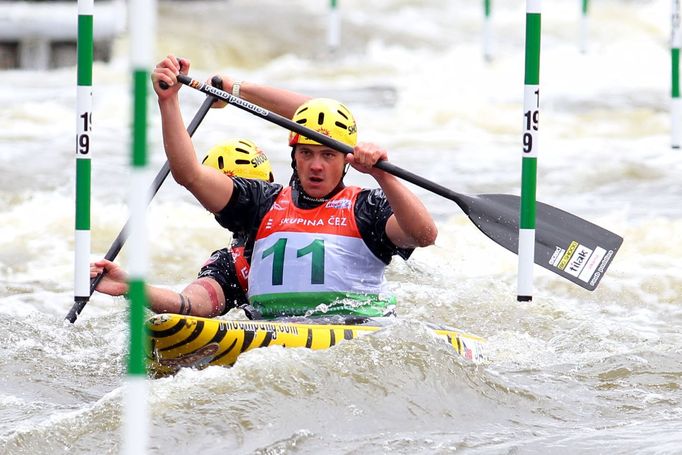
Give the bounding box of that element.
[151,54,438,319]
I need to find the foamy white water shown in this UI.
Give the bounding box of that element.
[1,0,681,453]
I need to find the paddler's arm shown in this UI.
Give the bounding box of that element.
[210,74,311,119]
[148,278,228,318]
[152,55,235,213]
[90,259,228,317]
[347,143,438,249]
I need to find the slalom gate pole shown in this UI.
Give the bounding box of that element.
[74,0,93,324]
[122,0,155,452]
[580,0,589,53]
[328,0,340,53]
[672,0,681,149]
[517,0,541,302]
[483,0,492,61]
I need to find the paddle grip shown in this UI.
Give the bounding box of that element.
[160,75,222,92]
[158,58,190,91]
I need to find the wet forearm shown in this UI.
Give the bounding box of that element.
[146,283,222,318]
[375,173,438,247]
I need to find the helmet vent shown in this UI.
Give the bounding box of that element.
[235,147,250,154]
[235,159,251,165]
[217,156,225,169]
[289,98,357,147]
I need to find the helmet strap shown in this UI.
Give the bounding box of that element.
[290,147,297,171]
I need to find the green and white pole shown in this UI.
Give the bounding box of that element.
[483,0,492,61]
[580,0,589,53]
[518,0,541,302]
[74,0,93,315]
[328,0,340,53]
[672,0,681,148]
[122,0,155,452]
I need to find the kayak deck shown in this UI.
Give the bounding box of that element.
[146,314,485,376]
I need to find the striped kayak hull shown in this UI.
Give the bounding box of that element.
[146,314,485,376]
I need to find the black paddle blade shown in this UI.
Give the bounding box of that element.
[460,194,623,291]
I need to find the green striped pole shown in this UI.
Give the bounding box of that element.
[328,0,340,53]
[580,0,589,53]
[483,0,492,61]
[122,0,155,452]
[673,0,681,148]
[518,0,541,302]
[75,0,93,314]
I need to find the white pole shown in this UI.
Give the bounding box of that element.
[122,0,155,452]
[328,0,340,53]
[517,0,541,302]
[579,0,589,54]
[74,0,93,322]
[484,0,493,61]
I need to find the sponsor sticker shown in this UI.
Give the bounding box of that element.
[549,246,565,267]
[565,244,593,278]
[578,246,606,283]
[325,199,352,209]
[589,249,614,287]
[557,241,578,270]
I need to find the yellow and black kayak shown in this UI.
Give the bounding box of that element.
[146,314,485,376]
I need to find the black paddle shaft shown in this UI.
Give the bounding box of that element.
[65,94,217,324]
[175,74,623,291]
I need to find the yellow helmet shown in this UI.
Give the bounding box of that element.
[288,98,357,148]
[201,139,274,182]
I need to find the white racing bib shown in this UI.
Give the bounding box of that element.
[248,187,394,318]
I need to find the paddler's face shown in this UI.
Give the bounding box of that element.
[294,145,345,198]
